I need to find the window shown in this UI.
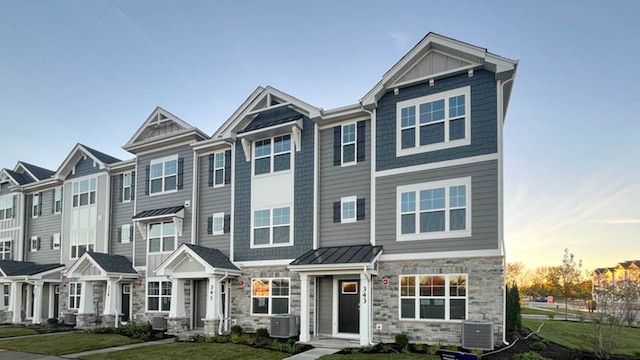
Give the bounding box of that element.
[120,224,131,243]
[398,177,471,240]
[30,236,40,252]
[251,278,290,315]
[0,239,11,260]
[2,284,9,307]
[399,274,467,321]
[52,233,60,250]
[69,282,81,310]
[214,153,225,186]
[208,150,231,187]
[0,195,14,220]
[122,173,132,202]
[71,230,95,258]
[32,193,40,218]
[397,86,470,155]
[212,212,224,235]
[333,121,366,166]
[147,281,171,312]
[252,207,291,246]
[53,188,62,214]
[150,157,178,194]
[72,178,96,207]
[148,222,175,253]
[341,196,357,223]
[254,135,291,175]
[342,124,356,164]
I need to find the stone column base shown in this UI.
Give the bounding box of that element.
[2,310,13,324]
[76,313,100,329]
[203,318,221,336]
[167,317,189,333]
[101,314,117,327]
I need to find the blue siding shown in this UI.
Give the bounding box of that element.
[233,112,314,261]
[376,69,497,171]
[0,183,10,195]
[68,156,102,179]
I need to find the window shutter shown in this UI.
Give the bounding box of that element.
[177,158,184,190]
[118,174,124,202]
[207,216,213,235]
[223,214,231,233]
[38,192,42,216]
[50,235,54,249]
[51,189,55,214]
[117,228,122,243]
[129,226,134,240]
[357,198,366,221]
[131,171,136,200]
[208,154,214,187]
[37,237,41,250]
[224,150,231,184]
[11,195,16,218]
[144,165,150,195]
[333,201,341,223]
[333,126,341,166]
[357,120,366,162]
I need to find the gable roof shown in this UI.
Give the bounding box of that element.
[16,161,55,181]
[0,260,64,278]
[0,169,30,185]
[55,143,121,179]
[154,243,240,277]
[81,144,122,165]
[87,252,137,274]
[183,244,239,271]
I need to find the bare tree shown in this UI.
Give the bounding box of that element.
[506,262,525,286]
[558,248,583,320]
[618,266,640,327]
[587,282,623,359]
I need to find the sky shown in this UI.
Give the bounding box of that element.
[1,0,638,272]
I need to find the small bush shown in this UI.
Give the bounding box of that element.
[395,333,409,348]
[413,343,426,353]
[548,313,555,320]
[214,335,229,343]
[46,318,59,326]
[230,333,244,344]
[230,325,244,336]
[427,342,442,355]
[470,349,483,356]
[514,351,549,360]
[256,327,269,338]
[530,341,547,350]
[445,345,459,351]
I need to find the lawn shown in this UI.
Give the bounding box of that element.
[80,342,290,360]
[522,318,640,357]
[320,354,439,359]
[0,332,141,356]
[0,326,39,338]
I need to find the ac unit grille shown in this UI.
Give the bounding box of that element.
[270,314,298,338]
[152,316,167,331]
[64,313,76,326]
[461,320,494,350]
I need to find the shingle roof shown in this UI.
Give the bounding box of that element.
[81,144,122,165]
[184,244,239,271]
[4,169,30,185]
[20,162,54,180]
[133,205,184,220]
[290,245,383,266]
[0,260,63,276]
[87,252,137,274]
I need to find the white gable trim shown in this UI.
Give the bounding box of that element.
[123,107,207,151]
[154,244,240,278]
[55,144,109,179]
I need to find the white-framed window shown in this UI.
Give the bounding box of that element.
[0,195,14,220]
[397,177,471,241]
[32,193,40,218]
[72,178,96,207]
[342,123,357,165]
[397,86,470,155]
[122,172,132,202]
[52,233,60,250]
[252,207,291,247]
[148,221,175,253]
[69,282,81,310]
[30,236,39,252]
[341,196,357,223]
[53,188,62,214]
[254,135,291,175]
[121,224,131,243]
[212,212,224,235]
[150,156,178,194]
[147,280,171,312]
[251,278,290,315]
[70,230,95,259]
[214,152,225,187]
[0,239,11,260]
[2,284,9,308]
[399,274,467,321]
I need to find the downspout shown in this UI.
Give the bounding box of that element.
[217,272,230,335]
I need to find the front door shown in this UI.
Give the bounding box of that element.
[121,284,131,322]
[338,280,359,334]
[194,280,207,328]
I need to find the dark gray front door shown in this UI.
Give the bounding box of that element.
[194,280,207,328]
[121,284,131,322]
[338,280,359,334]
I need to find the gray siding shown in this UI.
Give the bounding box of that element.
[25,189,62,264]
[110,172,135,258]
[68,156,102,179]
[134,145,194,267]
[233,110,315,261]
[376,69,498,171]
[0,183,11,195]
[375,160,498,254]
[0,188,22,261]
[197,153,231,254]
[318,120,371,248]
[317,276,333,335]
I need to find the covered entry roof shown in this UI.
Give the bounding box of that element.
[0,260,64,278]
[66,252,138,279]
[154,244,240,278]
[289,245,382,271]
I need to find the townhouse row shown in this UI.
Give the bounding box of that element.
[0,33,517,347]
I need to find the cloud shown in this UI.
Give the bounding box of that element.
[599,219,640,225]
[389,32,409,49]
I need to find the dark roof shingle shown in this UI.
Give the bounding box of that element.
[81,144,122,165]
[20,162,55,180]
[184,244,239,271]
[87,252,137,274]
[0,260,63,276]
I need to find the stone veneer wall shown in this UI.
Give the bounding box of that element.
[230,266,314,334]
[129,273,192,329]
[372,256,504,345]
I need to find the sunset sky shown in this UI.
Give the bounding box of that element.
[1,0,638,272]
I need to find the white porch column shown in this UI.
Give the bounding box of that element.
[32,281,43,324]
[205,277,219,319]
[359,273,371,346]
[10,282,22,323]
[103,279,119,316]
[169,279,185,317]
[299,274,310,342]
[78,281,94,314]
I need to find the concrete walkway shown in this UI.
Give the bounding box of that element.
[283,348,340,360]
[60,337,175,358]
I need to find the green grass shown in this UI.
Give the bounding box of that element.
[521,307,555,316]
[81,342,289,360]
[523,306,598,319]
[522,318,640,356]
[320,354,439,359]
[0,332,141,355]
[0,326,39,338]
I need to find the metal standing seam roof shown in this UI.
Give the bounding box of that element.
[133,205,185,220]
[183,244,239,271]
[87,252,137,274]
[290,245,383,266]
[0,260,63,276]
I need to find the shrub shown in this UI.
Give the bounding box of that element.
[414,343,426,353]
[256,327,269,338]
[214,335,229,343]
[427,342,442,355]
[395,333,409,348]
[230,333,244,344]
[514,351,549,360]
[230,325,243,336]
[470,349,484,356]
[46,318,59,327]
[507,283,522,331]
[530,341,547,350]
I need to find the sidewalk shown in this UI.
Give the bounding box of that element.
[283,348,340,360]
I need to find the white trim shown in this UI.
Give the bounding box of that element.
[122,172,133,203]
[370,109,376,246]
[191,149,198,245]
[380,249,502,261]
[147,221,177,254]
[233,259,293,268]
[393,64,478,90]
[148,155,179,196]
[317,115,370,130]
[103,174,110,253]
[398,273,468,322]
[396,86,471,157]
[212,212,224,236]
[121,224,131,244]
[340,196,357,223]
[145,279,172,313]
[252,134,293,176]
[52,232,61,249]
[0,238,12,260]
[340,123,357,166]
[313,123,318,250]
[250,277,291,315]
[213,152,226,188]
[376,153,497,178]
[131,138,200,157]
[230,144,236,262]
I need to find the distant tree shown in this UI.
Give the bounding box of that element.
[506,283,522,331]
[506,262,525,287]
[557,248,583,320]
[618,267,640,327]
[586,281,622,359]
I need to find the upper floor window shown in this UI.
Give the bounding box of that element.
[333,197,366,223]
[147,156,183,195]
[53,188,62,214]
[148,221,175,253]
[118,224,132,244]
[254,135,291,175]
[252,207,291,247]
[32,193,41,218]
[0,195,13,220]
[342,124,356,164]
[333,121,366,166]
[71,230,94,258]
[72,178,96,207]
[251,278,290,315]
[208,151,231,187]
[0,239,11,260]
[30,236,40,252]
[400,274,467,321]
[52,233,61,250]
[397,86,470,155]
[120,172,135,202]
[397,177,471,241]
